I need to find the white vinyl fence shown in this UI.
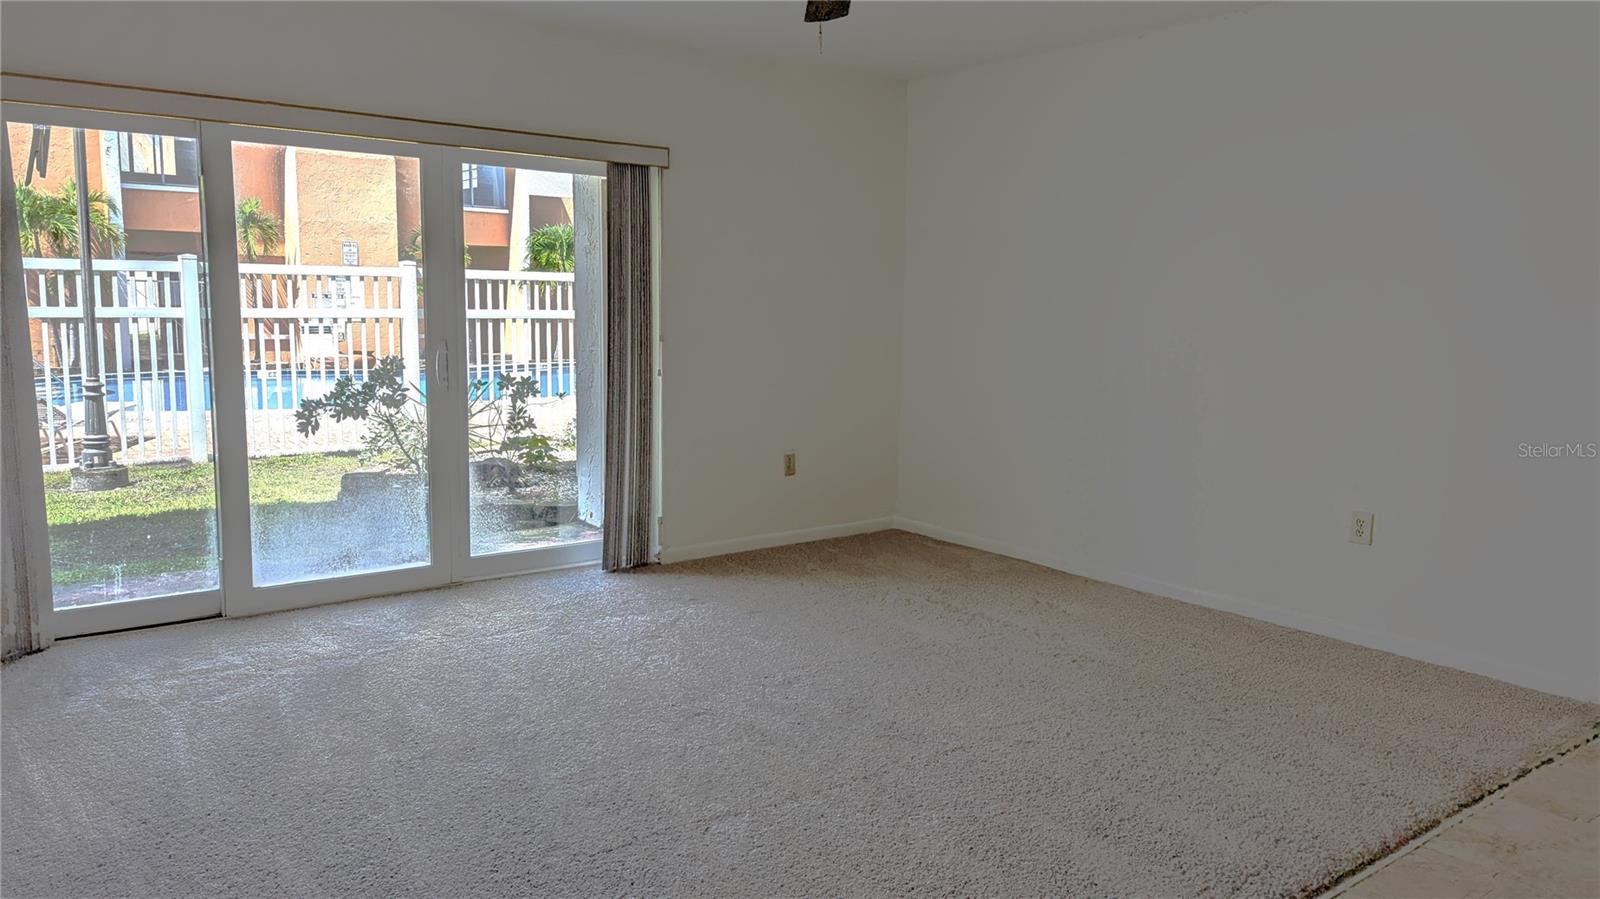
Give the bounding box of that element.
[25,256,206,469]
[464,269,577,396]
[26,255,578,470]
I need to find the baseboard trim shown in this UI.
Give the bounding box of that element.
[891,516,1596,702]
[660,517,895,564]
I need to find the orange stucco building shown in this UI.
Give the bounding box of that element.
[8,124,573,268]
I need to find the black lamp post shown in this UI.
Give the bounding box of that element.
[67,127,126,490]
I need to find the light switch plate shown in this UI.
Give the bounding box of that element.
[1349,511,1374,545]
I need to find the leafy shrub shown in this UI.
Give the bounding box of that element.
[295,357,425,472]
[295,356,556,477]
[469,373,559,470]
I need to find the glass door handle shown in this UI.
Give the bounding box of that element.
[434,343,449,391]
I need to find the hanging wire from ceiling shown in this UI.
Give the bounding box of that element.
[803,1,851,54]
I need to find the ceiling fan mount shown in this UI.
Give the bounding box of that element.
[803,1,851,25]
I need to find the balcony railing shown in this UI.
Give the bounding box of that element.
[24,256,577,469]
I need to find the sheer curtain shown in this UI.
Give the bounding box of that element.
[2,124,46,659]
[601,163,655,571]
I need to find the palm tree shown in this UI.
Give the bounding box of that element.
[524,223,575,273]
[14,181,124,258]
[235,197,282,262]
[15,181,125,378]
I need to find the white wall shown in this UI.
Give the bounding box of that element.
[898,3,1600,700]
[0,1,906,556]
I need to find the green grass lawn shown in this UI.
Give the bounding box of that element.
[44,454,369,587]
[44,453,368,526]
[43,453,580,593]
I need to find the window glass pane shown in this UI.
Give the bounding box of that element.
[129,132,156,173]
[464,164,506,208]
[119,132,198,187]
[462,161,600,556]
[230,141,430,586]
[6,117,218,607]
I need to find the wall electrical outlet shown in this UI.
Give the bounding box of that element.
[1349,511,1374,545]
[784,452,796,477]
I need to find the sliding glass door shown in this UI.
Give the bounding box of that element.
[199,124,457,615]
[3,106,604,636]
[234,138,434,587]
[3,105,223,635]
[448,148,605,578]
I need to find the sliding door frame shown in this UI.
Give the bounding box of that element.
[200,128,605,614]
[2,102,226,639]
[200,123,462,616]
[443,146,605,580]
[5,80,659,637]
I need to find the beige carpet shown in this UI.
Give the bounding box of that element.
[2,531,1594,898]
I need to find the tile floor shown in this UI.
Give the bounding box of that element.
[1332,739,1599,898]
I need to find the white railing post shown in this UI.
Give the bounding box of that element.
[179,254,209,463]
[399,261,421,381]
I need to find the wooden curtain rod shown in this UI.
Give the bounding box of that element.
[0,72,670,169]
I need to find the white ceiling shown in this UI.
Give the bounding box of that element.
[501,2,1259,80]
